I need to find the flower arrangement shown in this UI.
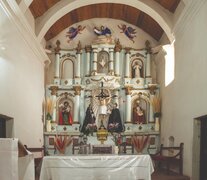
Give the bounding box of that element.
[151,95,161,118]
[54,135,73,154]
[132,135,150,154]
[86,123,97,135]
[108,122,119,132]
[111,133,122,146]
[46,97,55,120]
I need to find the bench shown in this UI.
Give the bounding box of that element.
[150,143,184,175]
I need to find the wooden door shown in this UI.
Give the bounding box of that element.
[200,117,207,180]
[0,118,6,138]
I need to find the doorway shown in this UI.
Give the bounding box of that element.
[193,115,207,180]
[200,116,207,180]
[0,114,13,138]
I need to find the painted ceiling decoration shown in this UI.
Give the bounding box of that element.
[29,0,181,42]
[93,26,112,36]
[66,25,86,43]
[118,24,137,43]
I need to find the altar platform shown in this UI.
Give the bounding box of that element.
[40,154,154,180]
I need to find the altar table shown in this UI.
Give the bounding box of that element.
[40,154,154,180]
[0,138,34,180]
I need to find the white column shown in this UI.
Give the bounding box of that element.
[115,51,120,76]
[74,95,80,124]
[73,86,81,123]
[125,48,131,78]
[125,86,132,123]
[85,46,91,76]
[114,40,122,76]
[75,52,81,78]
[146,52,151,78]
[92,48,98,75]
[109,48,114,74]
[54,53,60,79]
[52,95,57,122]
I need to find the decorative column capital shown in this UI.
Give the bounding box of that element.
[54,40,61,54]
[114,39,122,52]
[76,41,82,54]
[125,47,131,54]
[148,84,157,95]
[49,86,59,96]
[145,40,152,54]
[85,45,92,53]
[124,86,132,95]
[73,86,82,96]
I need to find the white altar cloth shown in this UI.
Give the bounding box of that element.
[0,138,34,180]
[40,154,154,180]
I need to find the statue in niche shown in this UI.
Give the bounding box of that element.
[132,59,143,78]
[80,104,97,135]
[97,51,109,74]
[107,103,123,133]
[59,101,73,125]
[133,101,146,124]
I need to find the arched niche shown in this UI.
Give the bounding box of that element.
[131,58,144,78]
[56,96,74,125]
[60,58,74,79]
[97,51,109,74]
[131,95,150,124]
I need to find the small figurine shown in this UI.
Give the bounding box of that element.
[118,24,136,43]
[66,25,86,43]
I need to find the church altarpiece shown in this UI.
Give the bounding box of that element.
[44,38,161,155]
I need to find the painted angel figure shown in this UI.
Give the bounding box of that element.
[118,24,136,43]
[66,25,86,43]
[94,26,111,36]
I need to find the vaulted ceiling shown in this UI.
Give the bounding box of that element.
[29,0,181,41]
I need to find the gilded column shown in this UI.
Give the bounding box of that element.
[75,41,82,78]
[114,39,122,76]
[73,86,82,124]
[54,40,61,80]
[125,48,131,78]
[124,86,132,123]
[109,48,114,75]
[85,45,91,76]
[91,48,98,75]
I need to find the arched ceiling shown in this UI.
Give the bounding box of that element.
[28,0,181,42]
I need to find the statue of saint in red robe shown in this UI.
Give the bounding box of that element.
[133,105,146,124]
[59,101,73,125]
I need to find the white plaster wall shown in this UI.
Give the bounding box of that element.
[47,18,158,50]
[0,5,44,147]
[156,2,207,178]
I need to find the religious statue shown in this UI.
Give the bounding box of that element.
[81,104,97,135]
[132,61,142,78]
[59,101,73,125]
[133,104,146,124]
[107,103,123,133]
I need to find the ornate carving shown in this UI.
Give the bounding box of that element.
[73,86,82,96]
[49,86,59,96]
[125,47,131,54]
[148,84,157,95]
[85,45,92,53]
[59,92,74,97]
[145,40,152,54]
[124,86,132,95]
[76,41,82,54]
[54,40,61,54]
[114,39,122,52]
